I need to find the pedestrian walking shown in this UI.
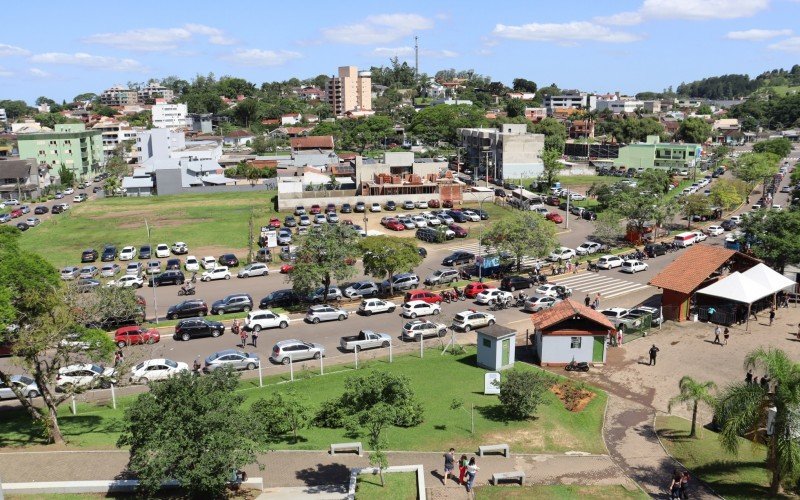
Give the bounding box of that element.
[442,448,455,485]
[649,344,660,366]
[680,470,691,499]
[591,297,599,310]
[616,330,623,347]
[723,327,730,345]
[745,369,753,384]
[192,357,202,375]
[584,294,591,307]
[458,454,468,485]
[713,325,721,345]
[251,328,259,348]
[465,457,479,493]
[668,469,683,499]
[769,308,776,326]
[114,349,124,367]
[707,306,716,323]
[595,292,602,308]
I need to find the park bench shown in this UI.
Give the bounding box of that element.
[478,443,509,457]
[330,442,363,456]
[491,470,525,486]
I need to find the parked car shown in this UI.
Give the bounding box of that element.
[707,225,724,236]
[259,289,300,309]
[125,262,143,276]
[119,246,136,261]
[644,243,668,258]
[354,201,366,213]
[101,245,117,262]
[211,293,253,315]
[184,256,200,271]
[171,242,188,255]
[370,203,382,212]
[499,275,533,291]
[33,205,48,215]
[309,204,321,214]
[475,288,513,305]
[129,358,188,384]
[145,260,162,275]
[452,311,495,331]
[546,212,563,223]
[464,282,491,298]
[404,290,443,304]
[621,260,648,273]
[148,270,185,287]
[166,299,208,320]
[165,258,182,270]
[100,263,121,277]
[358,298,397,316]
[137,245,152,260]
[108,274,144,288]
[204,349,260,372]
[79,265,99,279]
[380,273,420,293]
[294,206,306,216]
[385,200,397,211]
[244,310,289,331]
[341,203,352,213]
[81,248,99,262]
[442,251,474,266]
[627,306,664,326]
[575,242,604,256]
[237,262,269,278]
[720,219,737,231]
[56,364,115,391]
[202,266,231,281]
[270,339,324,364]
[340,330,392,352]
[218,254,240,267]
[448,224,468,238]
[305,304,348,323]
[150,243,167,258]
[596,255,624,269]
[523,294,560,313]
[114,326,160,347]
[424,268,460,286]
[401,320,447,342]
[173,318,225,341]
[344,281,380,298]
[548,247,576,262]
[0,375,40,399]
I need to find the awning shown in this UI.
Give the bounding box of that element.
[696,271,771,304]
[742,263,797,294]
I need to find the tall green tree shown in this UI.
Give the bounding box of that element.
[668,376,717,438]
[497,369,552,420]
[365,403,394,487]
[676,117,712,144]
[731,152,780,185]
[592,210,625,246]
[512,78,537,93]
[752,137,792,158]
[681,194,712,229]
[409,104,487,145]
[359,236,422,296]
[709,179,748,210]
[539,148,563,187]
[716,348,800,494]
[482,211,558,271]
[250,390,311,443]
[505,99,526,118]
[57,163,75,187]
[289,224,361,303]
[738,209,800,272]
[532,118,567,153]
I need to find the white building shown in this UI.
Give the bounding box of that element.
[0,108,7,123]
[596,100,645,114]
[92,120,139,159]
[281,113,302,126]
[543,92,596,114]
[459,124,545,179]
[151,101,188,129]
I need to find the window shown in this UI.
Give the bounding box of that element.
[482,338,491,348]
[570,337,582,349]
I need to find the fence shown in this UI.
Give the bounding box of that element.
[620,313,653,344]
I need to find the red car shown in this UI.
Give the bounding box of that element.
[448,224,468,238]
[428,199,441,208]
[309,204,321,214]
[546,212,563,224]
[114,326,160,347]
[465,282,491,298]
[545,196,561,206]
[385,220,405,231]
[442,200,453,208]
[280,263,294,273]
[326,203,337,213]
[10,209,22,218]
[268,217,281,229]
[404,290,442,304]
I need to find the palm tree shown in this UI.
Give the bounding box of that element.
[668,376,717,438]
[716,347,800,495]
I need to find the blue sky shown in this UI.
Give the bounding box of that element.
[3,0,800,103]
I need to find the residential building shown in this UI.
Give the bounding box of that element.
[297,87,326,101]
[136,129,222,164]
[596,99,645,114]
[507,92,536,100]
[327,66,372,115]
[569,120,595,139]
[281,113,302,126]
[642,100,661,113]
[137,83,175,103]
[223,130,255,147]
[712,118,743,144]
[11,120,45,134]
[0,158,50,201]
[151,101,188,129]
[92,120,138,160]
[459,124,546,179]
[188,113,213,134]
[524,107,547,123]
[16,123,103,180]
[613,135,702,170]
[0,108,6,123]
[290,136,334,153]
[100,85,139,106]
[543,92,596,114]
[431,98,474,106]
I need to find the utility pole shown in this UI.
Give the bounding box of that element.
[414,36,419,78]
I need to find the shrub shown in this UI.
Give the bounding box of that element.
[498,369,553,420]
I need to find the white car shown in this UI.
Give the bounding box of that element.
[596,255,623,269]
[568,193,586,201]
[707,225,724,236]
[575,242,603,256]
[4,198,19,205]
[369,203,382,212]
[172,242,188,254]
[56,364,115,391]
[415,200,429,209]
[108,275,144,288]
[548,246,576,262]
[422,212,441,225]
[411,215,428,227]
[63,188,75,195]
[238,263,269,278]
[184,255,200,271]
[692,231,708,242]
[401,300,441,318]
[244,310,289,331]
[452,310,496,331]
[200,256,217,270]
[620,259,648,273]
[475,288,513,305]
[358,298,397,316]
[201,266,231,281]
[461,210,481,222]
[129,358,188,385]
[155,243,170,258]
[729,215,742,224]
[118,246,136,261]
[0,375,40,399]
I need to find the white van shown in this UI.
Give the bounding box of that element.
[673,232,697,248]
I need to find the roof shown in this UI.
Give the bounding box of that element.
[696,271,771,304]
[291,136,334,150]
[742,263,797,293]
[531,299,614,331]
[225,130,254,138]
[649,245,738,295]
[477,324,517,339]
[0,159,36,179]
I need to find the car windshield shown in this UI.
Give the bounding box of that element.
[90,364,103,374]
[164,359,178,368]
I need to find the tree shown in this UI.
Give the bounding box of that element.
[349,115,395,152]
[359,236,422,296]
[731,152,780,185]
[709,179,747,210]
[57,164,75,187]
[752,138,793,158]
[611,117,666,144]
[610,188,659,237]
[365,403,394,486]
[738,209,800,272]
[532,118,567,153]
[250,135,269,155]
[72,92,97,103]
[638,169,672,195]
[696,104,713,115]
[505,99,526,118]
[409,104,487,145]
[676,117,712,144]
[668,376,716,438]
[250,389,311,443]
[232,98,259,127]
[512,78,537,93]
[497,369,552,420]
[681,194,711,229]
[118,368,263,498]
[539,148,563,188]
[592,210,625,246]
[482,211,558,271]
[289,224,361,303]
[716,348,800,494]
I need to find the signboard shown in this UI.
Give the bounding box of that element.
[484,372,501,395]
[259,228,277,248]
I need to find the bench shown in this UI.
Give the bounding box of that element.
[491,471,525,486]
[478,443,509,457]
[330,442,363,457]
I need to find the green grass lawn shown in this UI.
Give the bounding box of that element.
[356,472,417,500]
[0,348,607,455]
[475,485,647,499]
[655,415,789,499]
[18,191,278,268]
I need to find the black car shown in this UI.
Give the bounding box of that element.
[255,248,272,263]
[644,243,669,258]
[81,248,99,262]
[581,210,597,221]
[166,299,208,320]
[442,251,475,266]
[173,318,225,341]
[138,244,151,259]
[721,219,737,231]
[16,223,28,231]
[385,200,397,211]
[500,275,533,291]
[284,215,297,227]
[417,247,428,258]
[218,254,240,267]
[259,289,300,309]
[416,227,445,243]
[341,203,352,213]
[447,210,469,223]
[354,201,366,213]
[101,245,117,262]
[165,258,181,270]
[211,293,254,315]
[33,206,48,215]
[558,202,568,211]
[51,205,65,214]
[473,209,489,220]
[148,270,185,287]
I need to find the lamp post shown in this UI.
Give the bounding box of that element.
[144,219,158,324]
[477,195,493,282]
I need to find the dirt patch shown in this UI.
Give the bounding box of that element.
[551,381,596,412]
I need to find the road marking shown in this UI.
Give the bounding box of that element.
[605,285,653,299]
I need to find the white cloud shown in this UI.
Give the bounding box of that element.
[83,24,234,51]
[593,12,644,26]
[322,13,434,45]
[371,46,457,58]
[493,22,641,44]
[726,29,792,41]
[0,43,30,57]
[224,48,301,66]
[30,52,147,72]
[0,66,13,77]
[769,37,800,52]
[596,0,769,25]
[28,68,50,77]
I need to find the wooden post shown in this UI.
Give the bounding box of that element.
[746,303,752,332]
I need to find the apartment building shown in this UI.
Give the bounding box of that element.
[614,135,702,170]
[459,124,546,179]
[543,92,597,114]
[16,123,103,180]
[138,83,175,103]
[152,101,188,129]
[596,99,645,114]
[100,85,139,106]
[326,66,372,115]
[92,120,139,159]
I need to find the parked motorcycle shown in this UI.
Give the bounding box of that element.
[453,287,466,301]
[178,284,196,296]
[565,360,590,372]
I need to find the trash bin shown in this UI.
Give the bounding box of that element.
[691,313,699,322]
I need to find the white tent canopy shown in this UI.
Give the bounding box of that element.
[696,272,772,304]
[742,263,797,294]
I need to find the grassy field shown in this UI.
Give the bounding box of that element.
[0,347,607,454]
[18,191,278,268]
[475,485,647,499]
[655,415,789,499]
[356,473,417,500]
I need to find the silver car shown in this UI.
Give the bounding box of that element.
[277,229,292,246]
[523,294,561,313]
[204,349,260,372]
[238,262,269,278]
[343,281,379,298]
[0,375,40,399]
[100,263,121,277]
[79,265,99,279]
[60,266,80,280]
[305,304,348,323]
[308,286,343,303]
[270,339,325,365]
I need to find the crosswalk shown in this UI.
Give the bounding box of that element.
[548,273,653,299]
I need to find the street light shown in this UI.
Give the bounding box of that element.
[144,219,158,325]
[476,195,493,282]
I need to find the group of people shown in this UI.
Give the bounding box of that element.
[712,325,730,346]
[584,293,602,310]
[745,369,772,391]
[443,448,480,492]
[231,318,257,348]
[668,469,691,499]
